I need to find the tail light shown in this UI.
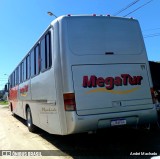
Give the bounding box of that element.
[63,93,76,111]
[150,88,156,104]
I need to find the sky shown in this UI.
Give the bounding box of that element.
[0,0,159,89]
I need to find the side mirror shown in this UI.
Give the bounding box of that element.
[4,84,8,92]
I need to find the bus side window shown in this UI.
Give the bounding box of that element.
[13,72,15,87]
[9,76,12,89]
[46,32,52,68]
[26,55,30,80]
[40,32,52,72]
[35,44,40,75]
[30,44,40,78]
[30,49,35,77]
[20,62,24,83]
[16,67,19,85]
[24,58,27,81]
[18,65,21,84]
[40,37,46,71]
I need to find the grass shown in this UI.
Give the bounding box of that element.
[0,101,9,105]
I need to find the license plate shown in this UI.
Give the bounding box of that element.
[111,119,126,126]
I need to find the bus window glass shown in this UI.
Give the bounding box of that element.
[18,65,21,84]
[41,37,46,71]
[27,55,30,79]
[14,71,16,85]
[13,72,15,87]
[24,59,27,81]
[46,33,52,68]
[16,67,19,85]
[31,50,35,77]
[35,45,40,75]
[10,75,12,88]
[21,62,24,82]
[9,76,11,89]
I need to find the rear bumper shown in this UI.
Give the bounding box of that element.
[65,108,157,135]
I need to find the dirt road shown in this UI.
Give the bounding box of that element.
[1,105,160,159]
[0,105,72,159]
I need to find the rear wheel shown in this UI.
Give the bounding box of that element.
[26,107,36,132]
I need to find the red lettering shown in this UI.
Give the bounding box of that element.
[83,75,97,88]
[114,77,122,86]
[97,77,105,87]
[25,85,28,92]
[129,75,137,85]
[82,74,143,90]
[20,85,29,93]
[136,76,143,85]
[121,74,129,85]
[105,77,114,90]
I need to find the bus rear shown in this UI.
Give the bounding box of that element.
[58,15,157,134]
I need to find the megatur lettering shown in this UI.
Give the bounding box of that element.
[82,74,143,90]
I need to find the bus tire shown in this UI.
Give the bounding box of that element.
[26,107,36,132]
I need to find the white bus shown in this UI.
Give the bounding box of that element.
[8,15,157,135]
